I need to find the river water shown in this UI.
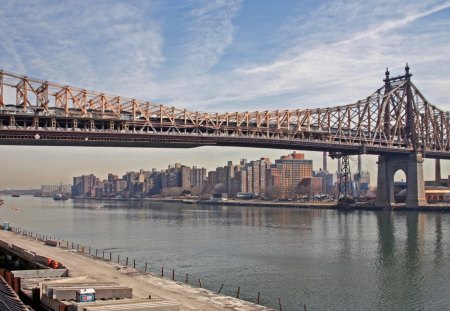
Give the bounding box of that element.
[1,196,449,310]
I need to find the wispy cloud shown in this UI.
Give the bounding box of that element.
[181,0,241,73]
[0,0,163,97]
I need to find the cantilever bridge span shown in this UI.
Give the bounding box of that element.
[0,66,449,207]
[0,67,449,158]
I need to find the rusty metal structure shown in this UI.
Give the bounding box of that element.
[0,65,449,158]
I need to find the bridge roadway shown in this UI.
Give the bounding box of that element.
[0,230,272,311]
[2,127,450,159]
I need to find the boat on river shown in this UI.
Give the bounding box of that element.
[53,193,68,201]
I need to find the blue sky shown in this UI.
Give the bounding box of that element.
[1,0,450,188]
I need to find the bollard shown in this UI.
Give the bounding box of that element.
[185,273,189,284]
[161,267,164,277]
[133,259,136,268]
[172,269,175,280]
[198,279,202,288]
[218,283,224,294]
[236,286,240,299]
[278,298,282,311]
[257,292,260,304]
[126,257,128,266]
[145,262,148,272]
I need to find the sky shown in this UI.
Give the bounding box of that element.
[1,0,450,188]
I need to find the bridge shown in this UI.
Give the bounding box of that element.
[1,65,449,208]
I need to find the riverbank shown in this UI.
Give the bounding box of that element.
[0,229,273,311]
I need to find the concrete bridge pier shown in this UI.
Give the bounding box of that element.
[375,153,426,208]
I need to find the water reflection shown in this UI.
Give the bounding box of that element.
[2,196,450,310]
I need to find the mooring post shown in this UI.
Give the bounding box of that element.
[185,273,189,283]
[198,279,202,288]
[161,266,164,277]
[236,287,240,299]
[145,262,148,272]
[257,292,260,304]
[278,298,282,311]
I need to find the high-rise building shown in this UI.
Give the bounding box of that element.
[72,174,99,197]
[314,169,334,195]
[267,152,313,199]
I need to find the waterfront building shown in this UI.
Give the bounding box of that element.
[299,177,323,195]
[72,174,99,197]
[267,152,313,199]
[41,184,71,196]
[314,169,334,195]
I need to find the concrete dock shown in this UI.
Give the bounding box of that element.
[0,229,274,311]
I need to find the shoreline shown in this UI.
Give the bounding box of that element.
[0,229,274,311]
[12,195,450,212]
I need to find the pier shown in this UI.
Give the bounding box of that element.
[0,228,273,311]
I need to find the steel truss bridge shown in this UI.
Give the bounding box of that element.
[0,65,449,159]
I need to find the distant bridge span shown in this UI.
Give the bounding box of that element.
[0,66,449,158]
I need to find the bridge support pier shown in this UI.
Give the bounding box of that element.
[375,153,426,208]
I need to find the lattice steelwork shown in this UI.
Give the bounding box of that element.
[0,65,449,157]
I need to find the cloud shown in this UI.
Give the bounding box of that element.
[0,1,164,97]
[176,0,450,112]
[181,0,241,73]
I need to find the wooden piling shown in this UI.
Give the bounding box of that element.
[198,279,202,288]
[257,292,260,304]
[145,262,148,272]
[218,283,224,294]
[278,298,282,311]
[172,269,175,280]
[185,273,189,284]
[161,267,164,277]
[236,286,240,299]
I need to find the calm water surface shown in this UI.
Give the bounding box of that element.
[1,196,449,310]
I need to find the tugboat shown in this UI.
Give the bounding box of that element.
[53,193,68,201]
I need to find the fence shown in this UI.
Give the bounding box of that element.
[10,226,314,310]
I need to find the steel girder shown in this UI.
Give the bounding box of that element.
[0,69,449,155]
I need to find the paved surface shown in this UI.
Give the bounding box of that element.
[0,230,273,311]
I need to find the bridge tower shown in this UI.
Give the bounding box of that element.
[374,65,426,208]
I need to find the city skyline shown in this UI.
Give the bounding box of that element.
[1,1,450,188]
